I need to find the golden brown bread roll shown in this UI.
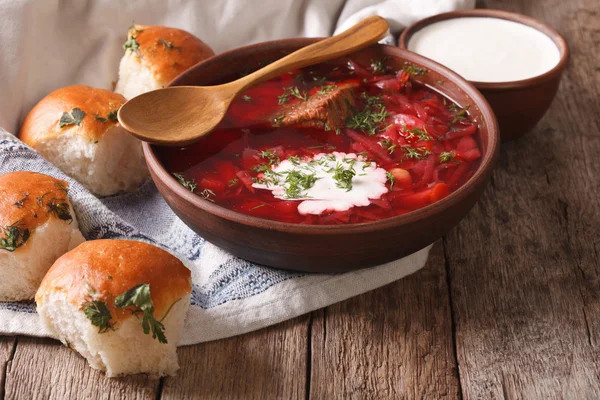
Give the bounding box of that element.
[0,171,84,301]
[35,239,192,377]
[115,25,215,99]
[19,85,148,196]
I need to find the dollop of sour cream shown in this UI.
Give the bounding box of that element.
[407,17,560,82]
[252,152,388,215]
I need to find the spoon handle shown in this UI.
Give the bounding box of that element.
[231,15,389,93]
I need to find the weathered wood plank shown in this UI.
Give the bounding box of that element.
[3,337,159,400]
[309,242,460,399]
[0,336,17,398]
[160,315,309,400]
[448,0,600,398]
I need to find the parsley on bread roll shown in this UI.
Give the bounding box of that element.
[0,172,84,301]
[115,25,215,99]
[35,239,192,377]
[19,86,148,196]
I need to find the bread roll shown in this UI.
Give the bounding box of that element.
[0,172,84,301]
[35,239,192,377]
[19,86,148,196]
[115,25,215,99]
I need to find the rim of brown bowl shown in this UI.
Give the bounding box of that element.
[398,9,570,90]
[143,38,500,237]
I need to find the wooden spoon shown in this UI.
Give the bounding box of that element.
[117,16,389,146]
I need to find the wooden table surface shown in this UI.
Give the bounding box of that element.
[1,0,599,398]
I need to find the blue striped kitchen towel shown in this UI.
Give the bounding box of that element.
[0,129,431,344]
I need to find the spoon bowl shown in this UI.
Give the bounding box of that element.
[118,86,236,146]
[118,16,389,146]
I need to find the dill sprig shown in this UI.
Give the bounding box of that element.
[278,86,308,105]
[199,189,215,202]
[371,56,391,74]
[439,151,457,164]
[318,85,337,94]
[406,127,432,141]
[346,93,389,135]
[379,139,397,154]
[402,62,427,76]
[386,171,395,190]
[172,173,197,193]
[333,163,356,192]
[227,178,239,187]
[259,148,281,165]
[451,105,471,124]
[283,170,318,199]
[403,147,431,160]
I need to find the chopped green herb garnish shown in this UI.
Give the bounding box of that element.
[287,156,301,165]
[114,284,170,344]
[0,221,30,252]
[227,178,239,187]
[242,95,252,102]
[333,163,356,192]
[123,36,140,53]
[59,108,86,128]
[439,151,457,163]
[273,114,285,127]
[14,193,28,208]
[403,147,431,160]
[371,56,391,74]
[406,127,432,141]
[260,149,281,165]
[451,105,471,124]
[46,199,73,222]
[379,139,397,154]
[278,86,308,105]
[345,93,389,135]
[318,85,337,94]
[403,62,427,76]
[82,300,114,333]
[172,173,197,193]
[158,37,175,50]
[107,110,119,121]
[386,171,395,190]
[94,115,107,123]
[283,170,318,199]
[199,188,215,202]
[56,181,69,194]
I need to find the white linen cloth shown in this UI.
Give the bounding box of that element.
[0,0,473,345]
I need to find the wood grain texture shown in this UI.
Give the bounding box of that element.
[0,336,17,399]
[447,0,600,398]
[160,315,309,400]
[3,337,159,400]
[309,242,460,399]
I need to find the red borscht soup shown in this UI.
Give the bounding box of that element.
[159,57,481,225]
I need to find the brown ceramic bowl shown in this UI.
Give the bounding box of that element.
[143,38,500,273]
[399,9,569,141]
